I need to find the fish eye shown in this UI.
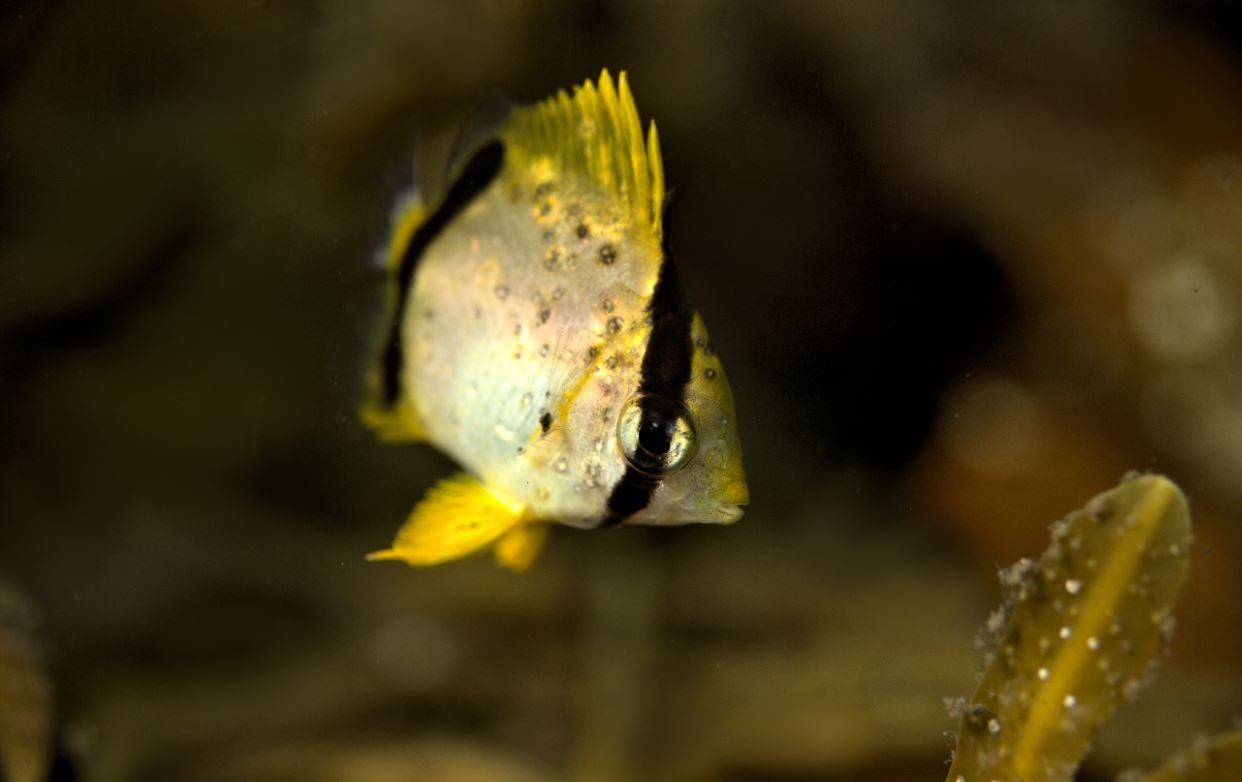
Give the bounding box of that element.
[617,394,697,476]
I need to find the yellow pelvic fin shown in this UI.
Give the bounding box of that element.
[493,523,550,573]
[503,69,664,242]
[367,473,528,567]
[359,394,427,443]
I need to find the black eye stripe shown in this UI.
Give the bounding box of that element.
[603,228,694,525]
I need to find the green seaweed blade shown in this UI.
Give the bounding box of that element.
[946,474,1192,782]
[1129,731,1242,782]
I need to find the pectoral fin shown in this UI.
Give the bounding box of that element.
[367,473,526,566]
[493,523,550,573]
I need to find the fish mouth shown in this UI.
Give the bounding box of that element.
[719,478,750,507]
[715,502,746,524]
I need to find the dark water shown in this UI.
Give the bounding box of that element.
[2,3,1241,780]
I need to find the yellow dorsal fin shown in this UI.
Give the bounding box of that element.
[368,473,529,567]
[503,69,664,241]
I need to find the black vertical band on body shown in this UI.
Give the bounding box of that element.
[602,242,695,526]
[381,141,506,405]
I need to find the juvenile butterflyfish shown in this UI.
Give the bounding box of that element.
[362,70,748,572]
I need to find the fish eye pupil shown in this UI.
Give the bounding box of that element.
[638,418,674,455]
[617,394,697,476]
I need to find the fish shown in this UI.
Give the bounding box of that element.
[362,70,748,571]
[0,583,52,782]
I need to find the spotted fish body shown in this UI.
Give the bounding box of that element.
[364,71,748,570]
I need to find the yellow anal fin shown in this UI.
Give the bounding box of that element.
[367,473,527,567]
[359,395,427,443]
[494,523,550,573]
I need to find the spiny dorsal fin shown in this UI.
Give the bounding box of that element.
[504,69,664,241]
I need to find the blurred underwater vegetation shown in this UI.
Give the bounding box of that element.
[3,1,1242,780]
[946,473,1214,782]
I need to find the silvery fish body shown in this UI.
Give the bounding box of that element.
[363,70,748,570]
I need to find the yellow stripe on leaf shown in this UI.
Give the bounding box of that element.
[947,474,1192,782]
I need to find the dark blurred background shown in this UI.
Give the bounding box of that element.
[2,2,1242,780]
